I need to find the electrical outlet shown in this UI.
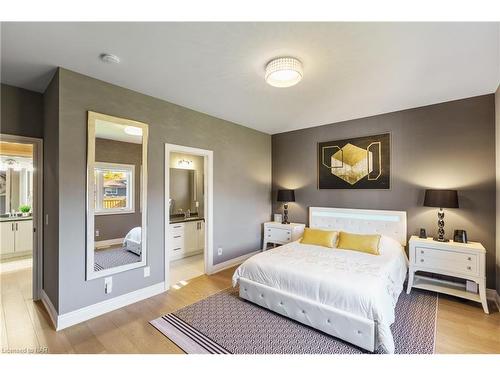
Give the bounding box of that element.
[217,247,223,256]
[95,229,100,237]
[104,277,113,294]
[144,266,150,278]
[45,214,49,225]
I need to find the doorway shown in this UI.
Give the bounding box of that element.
[0,134,43,301]
[164,144,213,289]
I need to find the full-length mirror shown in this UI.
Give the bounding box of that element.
[86,112,148,280]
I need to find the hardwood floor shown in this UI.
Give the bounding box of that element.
[1,265,499,354]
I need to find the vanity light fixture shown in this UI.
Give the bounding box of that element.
[124,126,142,136]
[177,159,193,169]
[265,57,303,88]
[100,53,121,64]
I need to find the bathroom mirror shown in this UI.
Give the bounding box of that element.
[86,111,148,280]
[169,168,197,215]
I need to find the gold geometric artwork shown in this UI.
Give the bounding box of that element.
[321,142,382,185]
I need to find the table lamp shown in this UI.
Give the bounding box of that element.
[423,189,459,242]
[277,189,295,224]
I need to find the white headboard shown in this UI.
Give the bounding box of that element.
[309,207,407,246]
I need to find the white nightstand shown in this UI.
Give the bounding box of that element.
[406,235,488,314]
[262,222,305,251]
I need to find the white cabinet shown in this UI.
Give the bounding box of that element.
[0,219,33,258]
[16,220,34,253]
[262,222,305,251]
[407,236,488,314]
[169,219,205,261]
[0,222,16,255]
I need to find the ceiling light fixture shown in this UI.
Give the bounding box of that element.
[100,53,121,64]
[124,126,142,136]
[265,57,303,88]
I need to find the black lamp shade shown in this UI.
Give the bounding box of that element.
[277,189,295,203]
[423,189,459,208]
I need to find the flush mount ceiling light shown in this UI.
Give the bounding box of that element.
[265,57,303,88]
[100,53,121,64]
[124,126,142,136]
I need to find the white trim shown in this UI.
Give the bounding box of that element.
[95,237,124,248]
[210,250,260,274]
[486,288,500,311]
[40,289,58,330]
[0,134,43,301]
[48,282,166,331]
[86,112,148,281]
[165,144,214,286]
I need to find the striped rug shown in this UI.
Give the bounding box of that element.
[150,287,438,354]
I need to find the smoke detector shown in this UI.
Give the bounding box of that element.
[100,53,121,64]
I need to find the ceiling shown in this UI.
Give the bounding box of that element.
[1,22,499,134]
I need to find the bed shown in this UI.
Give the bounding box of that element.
[123,226,142,255]
[232,207,408,354]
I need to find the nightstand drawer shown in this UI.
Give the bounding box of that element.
[415,246,478,275]
[266,227,291,242]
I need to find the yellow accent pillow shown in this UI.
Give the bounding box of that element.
[300,228,338,248]
[337,232,381,255]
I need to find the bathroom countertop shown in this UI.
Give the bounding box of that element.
[0,216,33,222]
[169,216,205,224]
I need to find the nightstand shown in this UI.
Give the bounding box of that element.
[262,222,305,251]
[406,235,488,314]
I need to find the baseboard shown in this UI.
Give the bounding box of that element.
[40,289,58,330]
[95,237,124,249]
[210,250,261,274]
[486,288,500,311]
[52,282,166,331]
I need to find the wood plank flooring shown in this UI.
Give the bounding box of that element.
[1,266,499,354]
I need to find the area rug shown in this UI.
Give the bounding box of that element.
[94,247,140,271]
[150,287,437,354]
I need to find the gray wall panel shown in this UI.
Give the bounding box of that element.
[272,95,497,288]
[1,84,43,138]
[54,68,271,314]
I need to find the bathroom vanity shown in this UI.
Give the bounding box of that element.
[0,216,33,259]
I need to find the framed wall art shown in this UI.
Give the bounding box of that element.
[318,133,390,189]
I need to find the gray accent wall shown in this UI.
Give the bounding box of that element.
[272,95,497,289]
[1,83,43,138]
[42,72,60,310]
[46,68,271,314]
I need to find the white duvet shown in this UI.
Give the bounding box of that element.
[232,235,408,353]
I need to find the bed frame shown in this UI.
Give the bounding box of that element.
[239,207,407,353]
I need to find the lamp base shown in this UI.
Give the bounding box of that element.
[282,204,289,224]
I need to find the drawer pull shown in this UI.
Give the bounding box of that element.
[467,257,472,261]
[420,250,424,254]
[173,247,181,251]
[467,266,471,270]
[420,259,424,263]
[173,235,181,238]
[173,225,182,228]
[268,235,271,238]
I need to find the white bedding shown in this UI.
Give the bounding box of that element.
[232,235,408,353]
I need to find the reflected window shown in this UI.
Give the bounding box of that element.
[94,162,135,214]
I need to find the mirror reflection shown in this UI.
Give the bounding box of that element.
[87,112,148,278]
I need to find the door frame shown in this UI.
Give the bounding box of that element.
[164,143,214,289]
[0,133,43,300]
